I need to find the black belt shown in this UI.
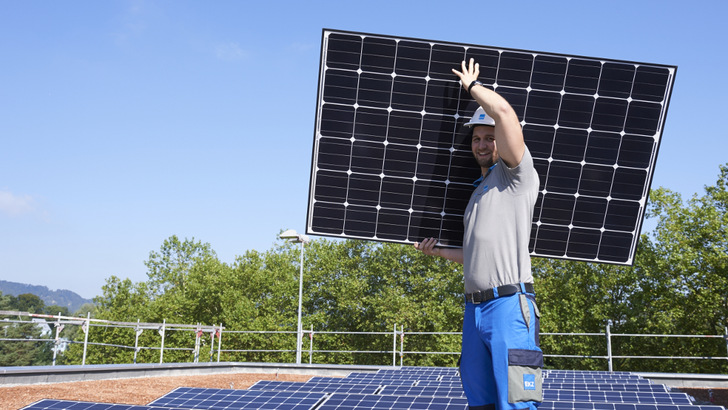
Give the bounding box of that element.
[465,283,535,304]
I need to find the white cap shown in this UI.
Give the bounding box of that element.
[464,106,495,127]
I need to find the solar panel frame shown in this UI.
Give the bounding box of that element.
[307,29,677,265]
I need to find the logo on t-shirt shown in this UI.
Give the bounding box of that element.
[523,374,536,390]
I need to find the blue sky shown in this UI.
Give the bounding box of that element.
[1,1,726,300]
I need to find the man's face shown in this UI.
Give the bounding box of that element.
[471,125,498,170]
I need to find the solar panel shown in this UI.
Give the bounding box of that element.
[251,380,381,395]
[147,386,327,409]
[542,389,692,405]
[308,376,417,385]
[542,383,669,392]
[307,29,677,265]
[21,399,185,410]
[540,403,725,410]
[318,393,469,410]
[383,366,459,375]
[346,373,443,381]
[379,384,466,398]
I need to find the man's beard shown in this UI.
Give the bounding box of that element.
[475,153,498,169]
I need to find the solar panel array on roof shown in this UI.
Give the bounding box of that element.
[307,29,677,265]
[21,367,725,410]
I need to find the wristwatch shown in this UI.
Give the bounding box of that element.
[468,80,483,94]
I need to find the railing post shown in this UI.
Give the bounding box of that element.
[606,320,613,372]
[724,326,727,360]
[209,327,215,362]
[133,319,142,364]
[159,319,166,364]
[194,324,201,363]
[217,324,223,363]
[52,312,62,366]
[393,323,397,366]
[81,312,90,365]
[400,325,404,367]
[309,324,314,364]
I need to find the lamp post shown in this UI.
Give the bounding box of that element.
[279,229,310,364]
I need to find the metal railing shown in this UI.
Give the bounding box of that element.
[1,310,727,370]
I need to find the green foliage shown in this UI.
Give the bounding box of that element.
[52,164,728,373]
[0,292,55,366]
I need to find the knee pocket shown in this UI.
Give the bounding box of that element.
[507,349,543,403]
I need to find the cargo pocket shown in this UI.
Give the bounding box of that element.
[507,349,543,403]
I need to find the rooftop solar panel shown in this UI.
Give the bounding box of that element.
[542,389,692,405]
[544,376,652,384]
[307,29,677,265]
[346,373,443,381]
[542,383,669,392]
[251,380,382,395]
[21,399,186,410]
[147,386,327,410]
[539,402,725,410]
[379,384,466,398]
[318,393,469,410]
[308,376,417,385]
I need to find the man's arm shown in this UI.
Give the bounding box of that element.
[414,237,464,264]
[452,58,526,168]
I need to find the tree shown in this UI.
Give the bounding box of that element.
[54,164,728,372]
[0,292,54,366]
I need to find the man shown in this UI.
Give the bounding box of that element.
[414,58,542,410]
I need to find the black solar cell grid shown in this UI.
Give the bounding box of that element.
[147,386,327,409]
[308,29,677,265]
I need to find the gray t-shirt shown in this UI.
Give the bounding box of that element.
[462,147,540,294]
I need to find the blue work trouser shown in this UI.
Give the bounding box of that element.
[460,291,543,410]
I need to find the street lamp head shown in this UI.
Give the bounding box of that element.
[280,229,310,243]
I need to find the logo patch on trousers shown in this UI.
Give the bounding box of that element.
[523,374,536,390]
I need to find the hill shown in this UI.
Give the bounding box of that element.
[0,280,93,313]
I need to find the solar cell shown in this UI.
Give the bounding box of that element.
[147,386,327,409]
[307,29,677,265]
